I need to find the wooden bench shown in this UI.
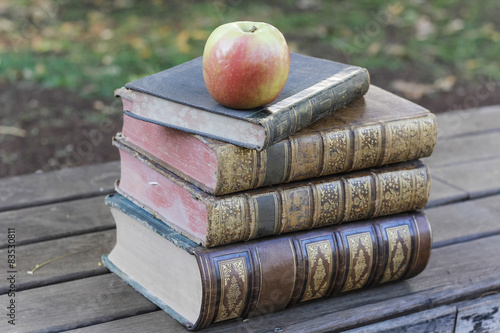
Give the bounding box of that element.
[1,106,500,332]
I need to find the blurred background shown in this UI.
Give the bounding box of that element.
[1,0,499,178]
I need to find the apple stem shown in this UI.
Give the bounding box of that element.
[250,25,258,33]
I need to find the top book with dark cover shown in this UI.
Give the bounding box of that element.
[116,53,370,150]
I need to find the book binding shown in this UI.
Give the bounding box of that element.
[104,193,432,330]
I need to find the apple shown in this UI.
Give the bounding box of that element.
[202,21,290,109]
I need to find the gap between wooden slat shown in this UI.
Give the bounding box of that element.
[0,189,116,214]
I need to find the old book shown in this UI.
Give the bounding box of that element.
[114,139,431,247]
[103,193,432,330]
[117,85,437,195]
[115,52,370,150]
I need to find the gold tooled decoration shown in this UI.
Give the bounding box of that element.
[352,125,382,170]
[302,240,333,302]
[288,132,323,181]
[215,257,248,323]
[378,171,401,216]
[321,128,351,175]
[420,115,438,157]
[381,225,411,283]
[342,232,373,292]
[413,166,430,209]
[344,176,372,221]
[207,197,247,246]
[281,186,313,233]
[316,180,343,227]
[217,146,257,194]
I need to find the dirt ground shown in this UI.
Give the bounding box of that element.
[1,73,500,179]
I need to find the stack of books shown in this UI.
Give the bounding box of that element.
[103,53,437,330]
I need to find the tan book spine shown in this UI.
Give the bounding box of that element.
[214,113,437,195]
[206,160,430,247]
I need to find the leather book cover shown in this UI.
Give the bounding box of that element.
[104,193,432,330]
[117,52,370,150]
[114,139,431,247]
[118,85,437,195]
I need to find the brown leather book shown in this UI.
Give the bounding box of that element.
[114,139,431,247]
[103,193,432,330]
[117,85,437,195]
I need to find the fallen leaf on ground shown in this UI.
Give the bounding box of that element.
[0,125,27,137]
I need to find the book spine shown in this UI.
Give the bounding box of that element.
[260,67,370,150]
[215,113,437,195]
[194,212,432,329]
[205,161,430,247]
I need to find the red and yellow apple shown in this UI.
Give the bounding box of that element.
[202,21,290,109]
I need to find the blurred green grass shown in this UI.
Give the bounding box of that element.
[1,0,499,98]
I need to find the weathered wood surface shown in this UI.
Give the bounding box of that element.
[1,105,499,332]
[425,107,500,208]
[436,105,500,139]
[425,177,468,208]
[0,161,119,212]
[426,194,500,248]
[0,274,158,333]
[455,293,500,333]
[344,305,457,333]
[0,197,115,249]
[0,230,114,294]
[432,157,500,200]
[345,293,500,333]
[6,232,499,333]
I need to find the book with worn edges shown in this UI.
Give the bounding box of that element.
[103,193,432,330]
[116,52,370,150]
[117,85,437,195]
[114,138,431,247]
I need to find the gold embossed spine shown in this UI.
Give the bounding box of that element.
[287,132,324,182]
[210,109,436,196]
[378,170,403,216]
[315,180,343,227]
[380,225,412,283]
[207,161,429,246]
[215,145,259,195]
[214,257,248,323]
[206,197,249,246]
[280,186,314,233]
[321,128,352,175]
[301,240,334,302]
[421,114,438,158]
[343,175,373,222]
[342,232,374,292]
[352,124,383,170]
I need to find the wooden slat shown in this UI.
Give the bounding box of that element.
[455,293,500,333]
[0,196,115,249]
[0,230,115,294]
[0,274,158,332]
[432,157,500,200]
[426,194,500,248]
[0,161,119,212]
[27,233,500,333]
[68,311,182,333]
[342,289,500,333]
[343,305,457,333]
[423,107,500,207]
[426,177,468,208]
[436,105,500,140]
[426,131,500,168]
